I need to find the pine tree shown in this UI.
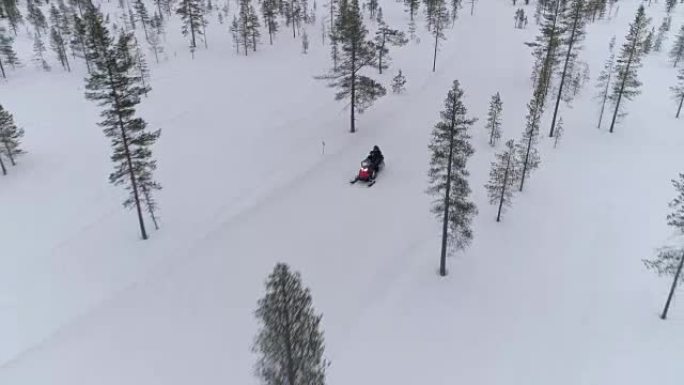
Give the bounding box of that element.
[84,9,161,240]
[33,34,50,70]
[670,24,684,67]
[548,0,585,138]
[516,88,543,192]
[527,0,566,108]
[176,0,204,49]
[49,3,71,40]
[644,173,684,319]
[0,27,19,78]
[367,0,378,18]
[320,0,385,133]
[485,92,503,147]
[302,29,309,53]
[671,66,684,118]
[643,27,654,55]
[230,16,241,54]
[27,0,48,35]
[70,13,91,72]
[247,2,260,51]
[392,69,406,93]
[147,28,163,63]
[404,0,419,20]
[50,26,71,71]
[608,5,650,133]
[595,36,615,129]
[374,9,407,74]
[131,37,150,96]
[254,263,328,385]
[236,0,260,54]
[653,16,671,53]
[553,116,563,147]
[665,0,677,13]
[426,0,449,72]
[1,0,23,35]
[133,0,152,41]
[0,104,24,171]
[486,139,518,222]
[262,0,279,44]
[427,80,477,276]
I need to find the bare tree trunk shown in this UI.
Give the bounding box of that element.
[661,250,684,320]
[3,140,16,165]
[549,3,580,137]
[496,152,512,222]
[0,154,6,175]
[439,98,456,276]
[432,29,438,72]
[350,43,356,133]
[597,68,612,128]
[609,38,637,133]
[677,93,684,118]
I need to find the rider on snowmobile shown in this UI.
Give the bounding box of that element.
[368,145,383,169]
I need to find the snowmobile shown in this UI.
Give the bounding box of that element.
[350,153,384,187]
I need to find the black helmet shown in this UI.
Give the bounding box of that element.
[373,145,380,151]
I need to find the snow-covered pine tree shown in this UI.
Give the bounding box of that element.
[284,0,306,38]
[527,0,566,109]
[404,0,419,20]
[262,0,279,44]
[553,116,563,147]
[32,33,50,70]
[1,0,23,35]
[644,173,684,319]
[392,69,406,93]
[0,104,24,171]
[665,0,677,14]
[608,5,650,133]
[670,24,684,67]
[486,139,518,222]
[254,263,328,385]
[374,9,407,74]
[485,92,503,147]
[320,0,384,133]
[176,0,204,50]
[302,29,309,53]
[548,0,585,138]
[133,0,152,41]
[0,27,19,78]
[595,36,615,129]
[50,25,71,71]
[70,13,91,72]
[367,0,378,19]
[516,87,543,192]
[84,9,161,240]
[425,0,449,72]
[247,2,260,51]
[130,37,150,96]
[427,80,477,276]
[653,16,671,53]
[236,0,260,54]
[230,16,241,54]
[49,3,71,41]
[153,0,166,20]
[26,0,47,35]
[147,28,163,63]
[643,26,654,55]
[671,66,684,118]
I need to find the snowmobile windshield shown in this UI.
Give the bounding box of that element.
[361,160,371,168]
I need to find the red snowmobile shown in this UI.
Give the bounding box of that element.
[350,147,384,187]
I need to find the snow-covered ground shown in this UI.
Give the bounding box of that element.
[1,0,683,383]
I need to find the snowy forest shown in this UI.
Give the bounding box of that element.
[1,0,683,383]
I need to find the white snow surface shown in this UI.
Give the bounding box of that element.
[1,0,683,384]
